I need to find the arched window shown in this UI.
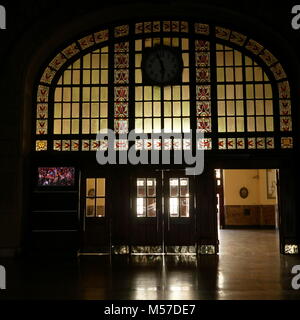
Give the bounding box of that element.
[35,21,293,152]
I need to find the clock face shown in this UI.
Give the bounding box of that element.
[141,46,183,85]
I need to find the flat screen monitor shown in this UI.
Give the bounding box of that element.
[37,167,75,187]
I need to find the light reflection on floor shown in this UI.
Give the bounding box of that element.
[1,230,300,300]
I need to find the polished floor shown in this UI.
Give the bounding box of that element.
[0,230,300,300]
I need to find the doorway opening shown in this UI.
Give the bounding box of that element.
[215,169,280,254]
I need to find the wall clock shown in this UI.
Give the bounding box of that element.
[141,45,183,86]
[239,187,249,199]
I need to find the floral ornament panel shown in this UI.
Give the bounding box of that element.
[78,34,95,50]
[114,86,129,101]
[36,140,47,151]
[197,138,212,150]
[114,102,128,118]
[256,137,265,149]
[196,85,211,100]
[281,137,293,149]
[279,100,291,116]
[196,68,210,82]
[94,29,109,43]
[37,104,48,119]
[247,138,256,149]
[115,42,129,53]
[114,69,129,84]
[114,53,129,68]
[53,140,62,151]
[62,140,71,151]
[197,101,211,117]
[280,117,292,131]
[266,137,275,149]
[114,139,129,151]
[36,120,47,135]
[114,119,129,134]
[37,85,49,103]
[195,40,210,51]
[197,117,211,132]
[195,23,209,35]
[278,81,290,99]
[245,39,264,55]
[49,53,67,71]
[62,43,80,59]
[40,67,56,84]
[270,63,287,80]
[82,140,90,151]
[71,140,80,151]
[114,25,129,38]
[259,49,278,67]
[195,52,210,67]
[215,26,231,40]
[229,31,247,46]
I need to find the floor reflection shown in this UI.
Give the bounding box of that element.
[1,230,300,299]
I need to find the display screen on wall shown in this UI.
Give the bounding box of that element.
[37,167,75,186]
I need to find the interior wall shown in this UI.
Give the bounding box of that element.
[223,169,277,227]
[223,169,277,206]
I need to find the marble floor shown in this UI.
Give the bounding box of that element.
[0,230,300,300]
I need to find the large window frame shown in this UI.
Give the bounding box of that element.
[34,21,294,153]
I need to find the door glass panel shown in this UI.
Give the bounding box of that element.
[85,178,106,218]
[96,198,105,217]
[86,178,95,197]
[136,178,157,217]
[137,198,146,217]
[147,198,156,217]
[180,198,189,217]
[137,178,146,197]
[86,198,95,217]
[170,198,179,217]
[147,178,156,197]
[180,178,189,197]
[170,178,179,197]
[96,178,105,197]
[169,177,190,218]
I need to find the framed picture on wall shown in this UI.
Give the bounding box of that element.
[266,169,276,199]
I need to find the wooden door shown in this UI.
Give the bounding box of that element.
[163,171,196,252]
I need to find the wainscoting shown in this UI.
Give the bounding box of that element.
[224,205,276,228]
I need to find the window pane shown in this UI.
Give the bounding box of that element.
[180,178,189,197]
[147,178,156,197]
[86,179,95,197]
[180,198,189,217]
[96,178,105,197]
[137,178,146,197]
[147,198,156,217]
[86,198,95,217]
[96,198,105,217]
[169,198,179,217]
[137,198,146,217]
[170,178,179,197]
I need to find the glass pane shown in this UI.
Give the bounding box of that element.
[180,178,189,197]
[147,198,156,217]
[86,198,95,217]
[137,198,146,217]
[147,178,156,197]
[86,179,96,197]
[170,178,179,197]
[170,198,179,217]
[96,178,105,197]
[180,198,189,217]
[137,178,146,197]
[96,198,105,217]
